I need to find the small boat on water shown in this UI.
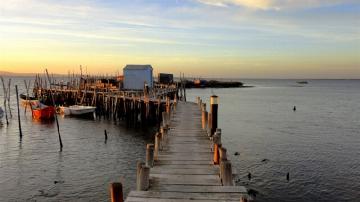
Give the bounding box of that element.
[59,105,96,116]
[20,94,38,105]
[296,81,308,84]
[30,101,55,120]
[0,107,4,119]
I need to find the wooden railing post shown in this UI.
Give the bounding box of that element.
[146,144,154,167]
[110,182,124,202]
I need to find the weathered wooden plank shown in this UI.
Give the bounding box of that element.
[151,167,219,175]
[150,174,221,186]
[154,160,213,165]
[126,197,239,202]
[150,185,247,193]
[127,191,246,200]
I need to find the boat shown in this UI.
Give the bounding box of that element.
[59,105,96,116]
[0,107,4,119]
[30,101,55,120]
[296,81,308,84]
[20,94,38,106]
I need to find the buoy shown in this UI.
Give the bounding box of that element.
[286,172,290,181]
[248,172,252,181]
[234,152,240,156]
[293,106,296,111]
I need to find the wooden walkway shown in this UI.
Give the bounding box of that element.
[125,101,248,202]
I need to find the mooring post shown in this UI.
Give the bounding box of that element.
[136,161,145,190]
[196,96,200,106]
[213,130,221,165]
[162,111,167,128]
[110,182,124,202]
[154,133,161,160]
[138,164,150,191]
[207,112,212,137]
[146,144,155,167]
[219,146,227,180]
[15,85,22,139]
[210,95,218,136]
[221,160,233,186]
[160,126,167,147]
[201,103,207,130]
[104,130,108,142]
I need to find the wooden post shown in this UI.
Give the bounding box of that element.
[201,103,207,130]
[104,130,108,142]
[154,133,161,161]
[160,126,166,148]
[15,85,22,139]
[213,130,221,165]
[162,111,167,128]
[146,144,154,167]
[136,161,145,190]
[220,160,233,186]
[138,165,150,191]
[210,95,218,136]
[219,147,227,163]
[207,112,212,137]
[110,182,124,202]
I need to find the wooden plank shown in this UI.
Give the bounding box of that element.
[151,167,218,175]
[126,197,239,202]
[150,185,247,193]
[127,191,246,200]
[154,160,213,165]
[150,174,221,186]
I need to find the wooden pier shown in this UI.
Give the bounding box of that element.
[112,97,249,202]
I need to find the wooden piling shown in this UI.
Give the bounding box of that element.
[154,133,161,161]
[15,85,22,139]
[110,182,124,202]
[137,164,150,191]
[201,103,207,130]
[146,144,154,167]
[210,95,218,136]
[104,130,108,142]
[220,160,233,186]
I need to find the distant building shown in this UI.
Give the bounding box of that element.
[123,65,153,90]
[158,73,174,84]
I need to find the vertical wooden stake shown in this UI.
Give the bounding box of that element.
[221,160,233,186]
[15,85,22,139]
[110,182,124,202]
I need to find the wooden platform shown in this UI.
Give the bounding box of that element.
[125,102,248,202]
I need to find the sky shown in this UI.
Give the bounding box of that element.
[0,0,359,78]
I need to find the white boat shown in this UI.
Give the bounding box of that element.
[0,107,4,119]
[60,105,96,116]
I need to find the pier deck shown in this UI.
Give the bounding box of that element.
[125,102,248,202]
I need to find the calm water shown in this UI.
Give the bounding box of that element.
[1,78,360,201]
[187,79,360,202]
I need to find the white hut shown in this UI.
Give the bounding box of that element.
[123,65,153,90]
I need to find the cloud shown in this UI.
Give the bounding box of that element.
[195,0,359,10]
